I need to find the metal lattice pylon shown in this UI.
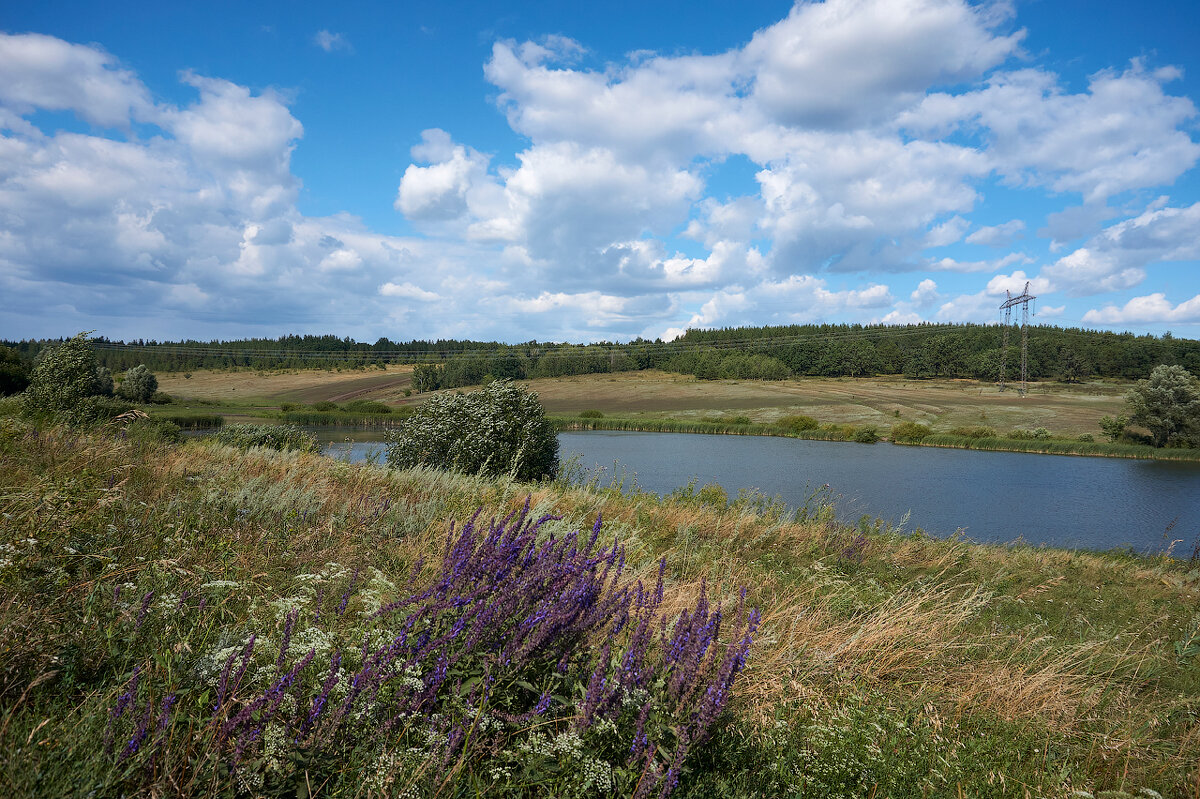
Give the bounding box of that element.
[999,281,1036,397]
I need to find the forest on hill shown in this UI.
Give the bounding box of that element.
[4,323,1199,390]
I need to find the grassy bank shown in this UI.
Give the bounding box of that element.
[279,410,412,426]
[904,434,1200,461]
[1,418,1198,796]
[555,413,1200,460]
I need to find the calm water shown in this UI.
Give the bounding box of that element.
[324,430,1200,553]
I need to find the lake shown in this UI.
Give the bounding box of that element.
[323,429,1200,553]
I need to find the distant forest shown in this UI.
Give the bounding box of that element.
[5,323,1199,390]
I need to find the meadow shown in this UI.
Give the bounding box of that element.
[155,368,1128,436]
[2,416,1198,797]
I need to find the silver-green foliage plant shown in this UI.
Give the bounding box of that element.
[386,380,559,480]
[24,332,117,416]
[116,364,158,403]
[1126,364,1200,447]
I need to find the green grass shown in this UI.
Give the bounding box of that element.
[279,409,413,426]
[909,433,1200,460]
[1,417,1198,797]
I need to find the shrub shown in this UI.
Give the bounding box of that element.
[386,380,559,480]
[311,401,339,411]
[670,478,729,507]
[116,364,158,403]
[24,332,104,416]
[149,391,173,404]
[949,426,996,439]
[1032,427,1052,440]
[777,415,819,434]
[1078,433,1095,442]
[579,409,605,419]
[730,415,752,426]
[1006,429,1034,440]
[215,423,319,453]
[852,425,880,444]
[1099,414,1127,443]
[890,421,932,442]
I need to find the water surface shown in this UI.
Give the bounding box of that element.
[320,429,1200,553]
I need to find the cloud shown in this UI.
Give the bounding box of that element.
[902,62,1200,202]
[910,278,940,307]
[379,281,440,301]
[1042,201,1200,295]
[1082,293,1200,325]
[314,30,352,53]
[0,32,155,128]
[395,130,493,221]
[683,275,893,329]
[926,252,1030,273]
[744,0,1022,130]
[965,218,1024,246]
[4,8,1200,344]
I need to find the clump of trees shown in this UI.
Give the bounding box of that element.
[0,345,31,396]
[9,333,165,425]
[386,380,558,480]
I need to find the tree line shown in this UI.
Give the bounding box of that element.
[3,323,1199,392]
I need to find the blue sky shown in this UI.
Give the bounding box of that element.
[2,0,1199,344]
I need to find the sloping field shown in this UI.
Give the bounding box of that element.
[157,365,414,405]
[158,368,1128,436]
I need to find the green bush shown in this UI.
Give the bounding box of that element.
[1078,433,1095,442]
[311,400,339,411]
[949,426,996,439]
[215,423,320,452]
[777,415,819,434]
[1006,429,1034,440]
[578,409,605,419]
[116,364,157,403]
[149,391,173,404]
[24,332,104,416]
[730,415,753,425]
[1032,427,1052,440]
[852,425,880,444]
[386,380,558,480]
[890,421,932,442]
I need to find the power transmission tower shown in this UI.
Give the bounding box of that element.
[999,281,1036,396]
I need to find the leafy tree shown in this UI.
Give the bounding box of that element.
[411,363,443,392]
[1058,349,1090,383]
[1125,364,1200,447]
[386,380,559,480]
[116,364,158,403]
[24,332,103,413]
[1098,414,1127,443]
[0,345,31,396]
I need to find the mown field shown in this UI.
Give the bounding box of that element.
[1,418,1197,797]
[157,368,1129,438]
